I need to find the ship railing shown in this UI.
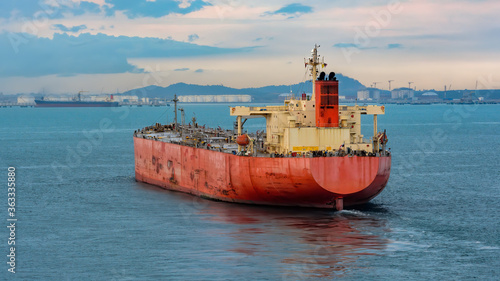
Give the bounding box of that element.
[339,105,368,111]
[248,106,288,112]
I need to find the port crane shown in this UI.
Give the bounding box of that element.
[388,80,394,91]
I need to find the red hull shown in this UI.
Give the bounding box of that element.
[134,137,391,209]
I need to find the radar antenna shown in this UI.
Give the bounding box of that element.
[304,44,326,100]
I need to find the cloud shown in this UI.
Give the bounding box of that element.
[177,0,196,9]
[188,33,199,42]
[0,1,46,18]
[265,3,313,18]
[174,68,190,71]
[194,69,204,73]
[0,0,103,19]
[0,32,253,77]
[2,0,500,93]
[333,43,359,48]
[73,1,102,16]
[104,0,210,18]
[333,43,377,50]
[53,24,87,32]
[252,37,274,42]
[387,43,403,49]
[0,0,208,20]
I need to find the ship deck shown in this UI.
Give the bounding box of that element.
[134,123,390,159]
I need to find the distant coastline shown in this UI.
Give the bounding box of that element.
[2,79,500,107]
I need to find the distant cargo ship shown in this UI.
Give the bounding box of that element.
[35,92,119,107]
[134,45,391,210]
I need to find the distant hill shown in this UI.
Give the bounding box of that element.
[121,73,366,102]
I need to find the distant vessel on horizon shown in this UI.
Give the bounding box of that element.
[35,92,119,107]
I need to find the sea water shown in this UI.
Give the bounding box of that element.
[0,104,498,280]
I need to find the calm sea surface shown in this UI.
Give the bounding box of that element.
[0,104,499,280]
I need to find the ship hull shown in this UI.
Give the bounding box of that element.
[34,100,119,107]
[134,137,391,209]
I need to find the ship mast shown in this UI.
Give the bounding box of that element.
[173,94,179,130]
[305,44,325,100]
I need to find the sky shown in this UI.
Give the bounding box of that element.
[1,0,499,95]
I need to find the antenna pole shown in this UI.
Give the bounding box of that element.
[312,45,318,100]
[173,94,179,129]
[305,44,324,100]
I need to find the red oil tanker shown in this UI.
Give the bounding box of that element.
[134,45,391,210]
